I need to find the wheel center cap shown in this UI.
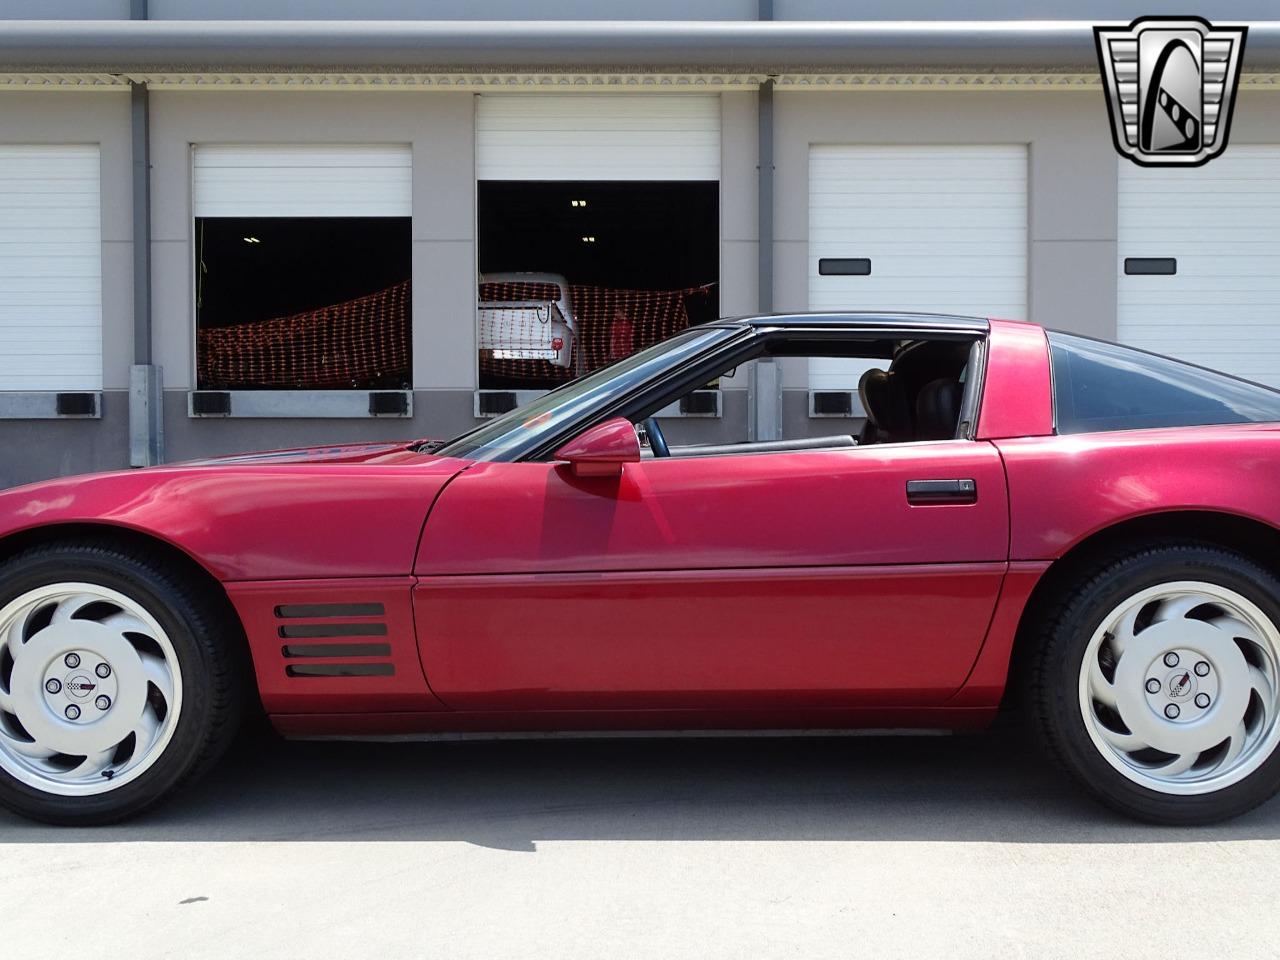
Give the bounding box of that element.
[1114,619,1250,755]
[64,674,97,700]
[1166,669,1197,700]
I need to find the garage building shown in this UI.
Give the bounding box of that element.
[0,2,1278,485]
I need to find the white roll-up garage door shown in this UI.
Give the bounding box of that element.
[807,145,1028,390]
[476,95,720,181]
[0,145,101,392]
[1119,147,1280,387]
[192,144,412,217]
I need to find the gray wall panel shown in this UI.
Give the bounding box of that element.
[1030,240,1116,340]
[1,0,128,18]
[0,391,130,489]
[159,389,478,463]
[414,240,477,391]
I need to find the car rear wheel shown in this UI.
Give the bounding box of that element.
[0,541,246,824]
[1034,544,1280,824]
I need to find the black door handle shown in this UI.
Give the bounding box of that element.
[906,478,977,505]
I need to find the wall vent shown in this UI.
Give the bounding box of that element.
[368,391,410,416]
[812,390,854,416]
[478,391,518,417]
[55,392,98,417]
[190,391,231,416]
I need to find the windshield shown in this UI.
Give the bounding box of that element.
[437,326,737,461]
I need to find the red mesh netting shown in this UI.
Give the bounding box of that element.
[197,280,411,390]
[196,278,713,390]
[478,280,714,385]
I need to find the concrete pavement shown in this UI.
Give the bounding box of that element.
[2,727,1278,959]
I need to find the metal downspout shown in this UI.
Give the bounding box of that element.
[128,0,163,466]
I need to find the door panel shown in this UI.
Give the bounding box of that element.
[415,564,1005,710]
[414,441,1010,710]
[417,442,1008,575]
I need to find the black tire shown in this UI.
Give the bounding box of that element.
[1032,543,1280,824]
[0,539,247,825]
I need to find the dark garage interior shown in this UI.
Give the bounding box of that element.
[477,180,719,390]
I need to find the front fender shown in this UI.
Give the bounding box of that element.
[0,458,468,581]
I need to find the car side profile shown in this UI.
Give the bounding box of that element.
[2,313,1280,825]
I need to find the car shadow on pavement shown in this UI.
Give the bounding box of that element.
[1,726,1278,848]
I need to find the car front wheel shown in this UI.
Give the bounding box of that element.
[0,541,245,824]
[1034,544,1280,824]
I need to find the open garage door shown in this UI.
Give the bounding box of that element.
[807,145,1028,402]
[475,95,720,399]
[1119,147,1280,387]
[191,144,412,392]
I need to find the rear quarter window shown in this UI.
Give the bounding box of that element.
[1049,332,1280,434]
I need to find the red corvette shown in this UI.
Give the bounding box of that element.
[3,313,1280,825]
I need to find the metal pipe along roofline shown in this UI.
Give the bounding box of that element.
[2,19,1279,72]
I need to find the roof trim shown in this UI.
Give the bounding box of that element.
[2,19,1278,72]
[8,71,1280,91]
[717,312,991,333]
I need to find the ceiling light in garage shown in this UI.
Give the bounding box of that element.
[581,236,596,243]
[242,236,260,244]
[570,200,588,208]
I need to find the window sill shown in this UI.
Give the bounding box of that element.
[0,392,101,420]
[188,390,412,418]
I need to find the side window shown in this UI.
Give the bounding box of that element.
[1049,332,1280,434]
[639,335,974,457]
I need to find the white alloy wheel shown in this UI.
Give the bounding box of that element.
[1080,580,1280,795]
[0,583,182,796]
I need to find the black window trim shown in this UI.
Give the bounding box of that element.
[521,325,987,462]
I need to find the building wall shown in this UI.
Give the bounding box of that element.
[0,90,133,485]
[144,87,761,464]
[0,77,1277,484]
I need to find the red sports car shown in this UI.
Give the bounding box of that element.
[2,313,1280,825]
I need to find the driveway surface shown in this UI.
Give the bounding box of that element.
[2,727,1278,959]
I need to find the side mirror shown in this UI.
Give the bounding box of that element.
[553,417,640,478]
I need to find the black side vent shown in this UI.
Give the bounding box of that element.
[369,391,409,416]
[281,642,393,659]
[478,391,518,416]
[275,602,395,679]
[56,392,98,417]
[679,391,720,416]
[812,391,854,416]
[275,603,385,619]
[286,663,395,678]
[191,391,231,416]
[278,622,388,639]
